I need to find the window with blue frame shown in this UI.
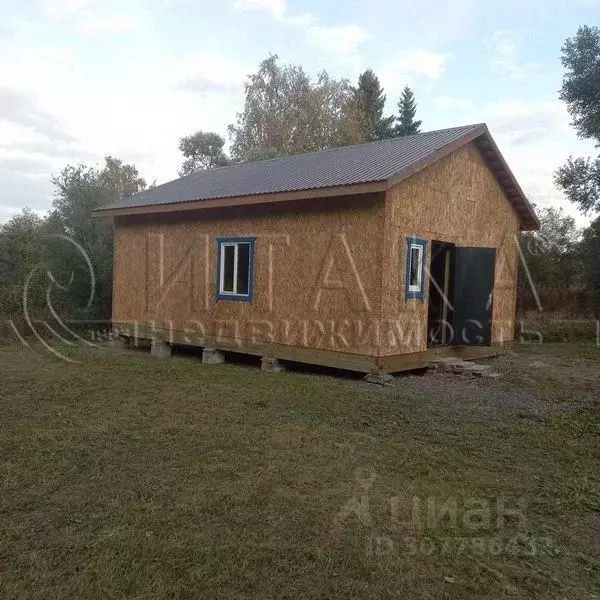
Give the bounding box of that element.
[405,237,427,300]
[216,237,255,302]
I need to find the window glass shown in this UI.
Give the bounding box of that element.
[236,243,250,295]
[217,238,254,300]
[222,245,235,293]
[409,246,421,289]
[405,238,426,300]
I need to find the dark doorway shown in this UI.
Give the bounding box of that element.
[452,247,496,346]
[427,241,455,347]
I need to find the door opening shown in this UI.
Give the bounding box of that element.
[427,241,455,347]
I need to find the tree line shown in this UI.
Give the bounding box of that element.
[0,158,146,329]
[179,56,422,175]
[1,28,599,333]
[518,206,599,317]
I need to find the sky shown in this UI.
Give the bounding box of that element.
[0,0,598,225]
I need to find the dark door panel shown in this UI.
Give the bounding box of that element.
[452,247,496,346]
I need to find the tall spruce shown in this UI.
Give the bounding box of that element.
[352,69,394,141]
[394,86,422,136]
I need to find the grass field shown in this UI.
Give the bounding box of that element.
[1,342,599,599]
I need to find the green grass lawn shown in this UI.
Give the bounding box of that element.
[0,343,599,599]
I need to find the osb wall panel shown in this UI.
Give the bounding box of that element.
[380,142,520,356]
[113,194,385,356]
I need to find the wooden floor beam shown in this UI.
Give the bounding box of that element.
[114,323,508,375]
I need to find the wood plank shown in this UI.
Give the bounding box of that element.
[115,323,507,374]
[430,344,507,361]
[113,323,378,373]
[378,343,508,373]
[377,351,431,373]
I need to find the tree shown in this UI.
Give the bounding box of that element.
[394,86,422,136]
[228,55,363,162]
[352,69,394,141]
[0,158,146,328]
[0,209,47,317]
[178,131,230,176]
[579,216,600,314]
[520,206,580,284]
[555,157,600,214]
[518,206,581,312]
[50,157,146,320]
[555,26,600,214]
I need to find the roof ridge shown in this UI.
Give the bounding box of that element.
[223,123,486,169]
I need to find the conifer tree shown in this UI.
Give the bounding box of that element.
[394,86,422,136]
[352,69,394,141]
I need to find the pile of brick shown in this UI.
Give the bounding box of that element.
[428,357,502,379]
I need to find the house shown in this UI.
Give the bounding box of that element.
[93,123,539,379]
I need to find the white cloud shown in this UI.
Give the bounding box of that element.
[0,154,52,175]
[233,0,286,20]
[43,0,91,18]
[32,45,79,66]
[76,15,141,35]
[43,0,142,36]
[470,99,595,225]
[306,24,370,58]
[0,137,98,161]
[0,158,54,217]
[488,31,539,80]
[0,86,77,143]
[378,50,450,99]
[0,24,244,219]
[232,0,369,59]
[436,96,473,110]
[485,100,570,144]
[174,53,249,94]
[381,50,450,83]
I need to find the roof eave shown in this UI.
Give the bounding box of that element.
[91,180,387,218]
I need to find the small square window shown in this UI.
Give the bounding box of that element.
[216,237,255,302]
[405,237,427,300]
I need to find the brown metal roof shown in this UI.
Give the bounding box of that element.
[94,123,539,230]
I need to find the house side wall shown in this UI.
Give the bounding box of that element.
[380,142,520,356]
[112,194,385,357]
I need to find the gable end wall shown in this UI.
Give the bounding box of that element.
[379,142,521,356]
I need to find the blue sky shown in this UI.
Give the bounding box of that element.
[1,0,598,224]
